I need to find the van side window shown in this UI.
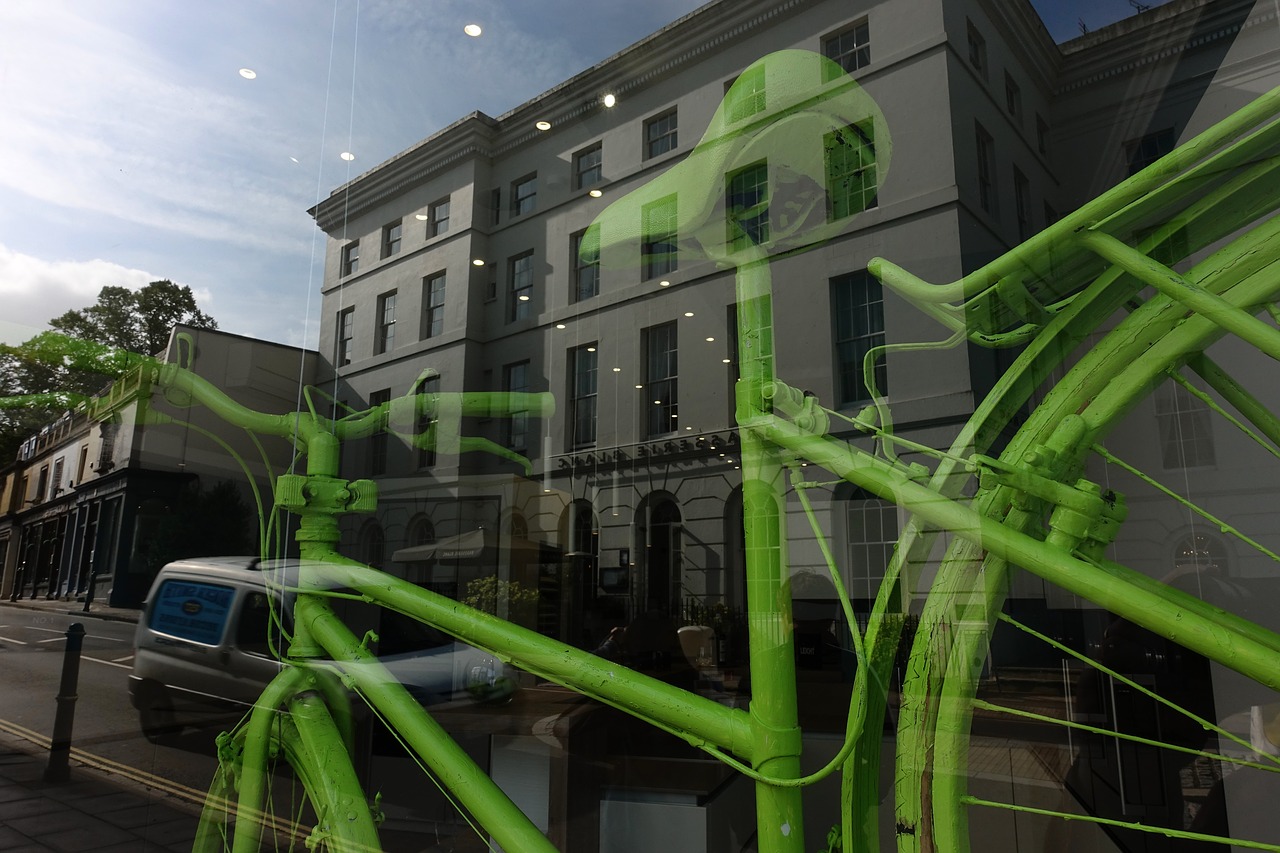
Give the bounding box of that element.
[149,580,234,645]
[236,592,279,656]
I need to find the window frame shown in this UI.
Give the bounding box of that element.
[831,270,887,406]
[573,143,603,190]
[417,374,441,469]
[644,322,679,438]
[423,271,445,339]
[381,219,402,259]
[1013,166,1032,241]
[725,65,766,123]
[375,290,397,355]
[568,343,599,448]
[336,306,355,366]
[428,197,450,237]
[507,251,534,322]
[966,20,987,79]
[341,240,359,276]
[824,120,878,221]
[571,230,600,302]
[726,160,770,252]
[644,108,679,160]
[1004,72,1021,121]
[503,361,531,451]
[975,121,997,215]
[641,195,678,281]
[368,389,392,475]
[822,19,871,79]
[511,173,537,216]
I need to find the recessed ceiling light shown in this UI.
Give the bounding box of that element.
[340,151,355,161]
[635,384,643,389]
[684,312,694,317]
[472,259,485,266]
[586,346,596,352]
[518,295,530,301]
[685,426,692,431]
[612,367,621,372]
[671,414,678,418]
[722,358,731,364]
[705,336,715,342]
[289,156,299,163]
[535,120,552,131]
[603,93,617,108]
[659,280,671,287]
[588,189,603,198]
[654,400,661,404]
[415,213,428,220]
[555,323,566,329]
[239,68,257,80]
[464,24,482,37]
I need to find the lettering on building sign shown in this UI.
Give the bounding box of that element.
[556,432,738,470]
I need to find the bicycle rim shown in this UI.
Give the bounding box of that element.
[193,695,382,853]
[895,221,1280,851]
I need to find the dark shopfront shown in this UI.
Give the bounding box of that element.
[9,470,194,609]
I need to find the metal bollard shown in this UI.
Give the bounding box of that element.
[44,623,86,783]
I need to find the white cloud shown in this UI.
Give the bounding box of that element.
[0,244,159,341]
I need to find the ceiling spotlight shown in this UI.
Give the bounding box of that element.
[588,189,603,198]
[654,400,662,405]
[464,24,482,37]
[612,367,621,372]
[705,336,715,342]
[684,312,694,317]
[635,384,643,389]
[555,323,566,329]
[722,358,731,364]
[518,294,530,301]
[586,346,596,352]
[535,120,552,131]
[340,151,355,161]
[472,259,485,266]
[415,213,428,220]
[659,280,671,287]
[239,68,257,80]
[603,93,617,108]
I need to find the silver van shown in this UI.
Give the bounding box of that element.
[129,556,513,741]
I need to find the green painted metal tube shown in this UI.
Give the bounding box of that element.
[758,416,1280,690]
[1187,353,1280,450]
[294,595,558,853]
[290,556,754,761]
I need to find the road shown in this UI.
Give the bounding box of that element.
[0,605,221,800]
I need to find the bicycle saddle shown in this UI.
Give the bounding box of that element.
[582,49,891,269]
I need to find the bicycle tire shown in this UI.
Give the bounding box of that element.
[193,689,381,853]
[890,216,1280,848]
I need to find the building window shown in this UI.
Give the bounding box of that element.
[726,65,766,123]
[975,121,997,214]
[644,109,678,159]
[1126,128,1175,175]
[966,21,987,79]
[423,272,445,339]
[1004,72,1021,121]
[511,173,537,216]
[840,486,899,600]
[574,143,603,190]
[368,389,391,475]
[822,20,870,78]
[726,160,769,252]
[341,241,359,276]
[572,230,599,301]
[503,361,530,451]
[825,121,877,220]
[76,444,89,483]
[831,270,886,405]
[569,344,598,447]
[1155,382,1215,468]
[644,322,678,437]
[359,522,385,570]
[1013,166,1031,241]
[417,374,440,469]
[508,251,534,322]
[35,465,49,503]
[642,195,678,280]
[336,307,354,366]
[428,197,450,237]
[375,291,397,354]
[381,220,402,259]
[490,188,502,225]
[1036,114,1049,156]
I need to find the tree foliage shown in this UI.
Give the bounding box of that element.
[0,280,217,460]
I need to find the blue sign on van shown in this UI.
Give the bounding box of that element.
[150,580,234,645]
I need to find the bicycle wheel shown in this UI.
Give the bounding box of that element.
[193,688,381,853]
[887,187,1280,848]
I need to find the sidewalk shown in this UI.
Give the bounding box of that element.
[2,595,141,624]
[0,730,200,852]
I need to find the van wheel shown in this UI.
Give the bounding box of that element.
[139,686,181,744]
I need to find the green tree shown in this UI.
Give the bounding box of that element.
[0,280,217,460]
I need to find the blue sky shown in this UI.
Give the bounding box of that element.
[0,0,1170,349]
